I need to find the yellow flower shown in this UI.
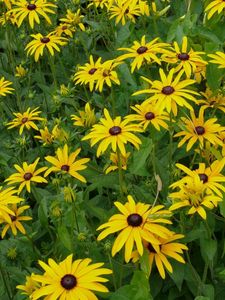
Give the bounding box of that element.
[10,0,57,28]
[5,158,48,194]
[52,23,75,37]
[132,233,187,279]
[17,274,40,297]
[133,68,199,116]
[44,144,90,183]
[0,204,32,238]
[97,195,172,263]
[194,64,206,83]
[34,126,57,145]
[7,107,44,135]
[117,36,169,73]
[2,0,12,9]
[208,51,225,69]
[71,103,96,127]
[105,152,130,174]
[30,254,112,300]
[199,87,225,112]
[174,107,224,151]
[161,36,207,78]
[0,76,14,96]
[82,108,143,157]
[73,55,102,91]
[25,33,67,62]
[125,101,169,131]
[15,64,27,77]
[0,187,23,223]
[0,11,18,25]
[205,0,225,19]
[60,9,85,31]
[63,185,76,203]
[60,84,70,95]
[88,0,110,9]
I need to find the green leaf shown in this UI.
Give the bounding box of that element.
[195,297,210,300]
[57,225,73,252]
[206,64,223,91]
[38,198,48,227]
[200,238,217,262]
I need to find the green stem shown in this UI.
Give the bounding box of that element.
[117,149,127,200]
[72,201,80,233]
[0,264,13,300]
[168,111,173,184]
[25,233,41,257]
[49,55,57,88]
[107,253,117,291]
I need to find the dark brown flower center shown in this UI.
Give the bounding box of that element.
[162,86,175,95]
[61,165,70,172]
[61,274,77,290]
[125,9,129,14]
[41,37,50,44]
[10,214,17,222]
[23,172,33,181]
[195,126,205,135]
[21,117,28,124]
[27,4,37,10]
[145,112,155,120]
[127,213,143,227]
[62,25,67,30]
[88,68,97,75]
[109,126,121,135]
[199,173,208,183]
[178,53,190,60]
[147,243,157,253]
[137,46,148,54]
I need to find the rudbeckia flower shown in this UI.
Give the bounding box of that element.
[71,103,96,127]
[97,195,172,263]
[0,76,14,96]
[208,51,225,69]
[10,0,57,28]
[0,187,23,223]
[161,36,207,78]
[44,144,90,183]
[15,64,27,77]
[52,23,75,37]
[205,0,225,19]
[174,107,224,151]
[59,9,85,31]
[30,254,112,300]
[0,204,32,238]
[25,33,67,62]
[7,107,44,135]
[17,274,40,298]
[5,158,48,194]
[82,108,143,157]
[199,87,225,112]
[133,68,199,116]
[105,152,130,174]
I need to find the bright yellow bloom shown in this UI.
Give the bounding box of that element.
[132,233,187,279]
[97,195,172,263]
[7,107,44,135]
[125,101,169,131]
[71,103,96,127]
[44,144,90,183]
[208,51,225,69]
[88,0,110,9]
[34,126,55,145]
[0,76,14,96]
[17,274,40,297]
[82,108,142,157]
[2,0,12,9]
[133,69,199,116]
[25,33,67,62]
[30,254,112,300]
[199,87,225,112]
[52,23,75,37]
[171,159,225,197]
[10,0,57,28]
[161,36,207,78]
[205,0,225,19]
[117,36,169,73]
[174,107,224,151]
[0,10,18,25]
[169,176,221,219]
[0,204,32,238]
[194,64,206,83]
[5,158,48,194]
[0,187,23,223]
[73,55,102,91]
[60,9,85,31]
[105,152,130,174]
[15,64,27,77]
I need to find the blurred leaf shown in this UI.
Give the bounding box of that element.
[200,238,217,262]
[57,225,73,252]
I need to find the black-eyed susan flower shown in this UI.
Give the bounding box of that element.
[199,87,225,112]
[52,23,75,37]
[71,103,96,127]
[0,187,23,223]
[10,0,56,28]
[205,0,225,19]
[5,158,48,194]
[194,64,206,83]
[0,76,14,96]
[88,0,110,9]
[82,108,142,157]
[44,144,90,183]
[97,195,172,263]
[169,176,221,219]
[105,152,130,174]
[171,159,225,197]
[34,126,55,145]
[174,107,224,151]
[208,51,225,69]
[161,36,207,78]
[25,33,67,62]
[15,64,27,77]
[7,107,44,135]
[117,36,169,73]
[73,55,102,91]
[125,101,169,131]
[133,69,199,116]
[17,274,40,298]
[132,233,188,279]
[30,254,112,300]
[0,204,32,238]
[59,9,85,31]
